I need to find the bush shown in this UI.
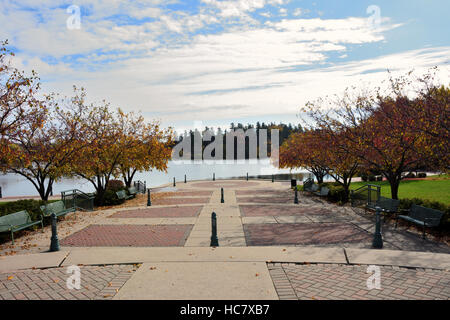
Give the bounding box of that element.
[106,179,125,191]
[368,175,376,182]
[376,176,383,181]
[399,198,450,230]
[417,172,427,178]
[0,199,58,223]
[360,174,368,182]
[319,182,348,203]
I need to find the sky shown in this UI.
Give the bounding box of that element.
[1,0,449,133]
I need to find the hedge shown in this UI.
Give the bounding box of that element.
[0,199,59,221]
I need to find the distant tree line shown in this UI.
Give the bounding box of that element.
[175,122,303,160]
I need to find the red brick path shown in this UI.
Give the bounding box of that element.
[164,191,213,197]
[268,263,450,300]
[237,196,294,204]
[239,205,335,216]
[60,224,193,247]
[110,206,203,218]
[152,197,210,205]
[243,223,371,246]
[235,190,292,196]
[0,264,138,300]
[190,181,260,188]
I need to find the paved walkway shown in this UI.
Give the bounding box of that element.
[0,179,449,300]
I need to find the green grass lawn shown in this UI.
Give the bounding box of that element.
[350,177,450,205]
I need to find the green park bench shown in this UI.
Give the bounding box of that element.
[0,210,43,244]
[40,200,76,219]
[395,204,444,239]
[128,186,138,198]
[116,190,133,200]
[314,187,329,197]
[366,196,400,221]
[305,183,319,193]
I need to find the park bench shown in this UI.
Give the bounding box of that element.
[305,183,319,193]
[128,186,138,198]
[0,210,43,244]
[314,187,329,197]
[395,204,444,239]
[116,190,133,200]
[40,200,76,219]
[365,196,399,221]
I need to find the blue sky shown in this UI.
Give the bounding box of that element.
[0,0,449,133]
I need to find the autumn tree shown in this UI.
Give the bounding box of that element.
[0,40,46,164]
[117,113,174,188]
[302,70,445,199]
[279,129,328,183]
[5,89,90,200]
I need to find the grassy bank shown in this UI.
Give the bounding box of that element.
[349,176,450,205]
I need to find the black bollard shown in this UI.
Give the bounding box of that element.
[184,174,187,183]
[0,186,2,198]
[221,188,224,203]
[372,207,383,249]
[173,177,176,187]
[49,213,60,252]
[246,172,248,181]
[213,173,215,181]
[272,174,274,183]
[144,181,146,192]
[294,188,299,204]
[147,189,152,206]
[210,212,219,247]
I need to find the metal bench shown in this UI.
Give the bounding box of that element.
[0,210,43,244]
[395,204,444,239]
[128,186,138,198]
[116,190,133,200]
[314,187,329,197]
[305,183,319,193]
[40,200,76,219]
[366,196,399,221]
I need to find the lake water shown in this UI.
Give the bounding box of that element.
[0,159,309,197]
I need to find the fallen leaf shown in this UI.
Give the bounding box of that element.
[255,273,259,277]
[7,275,14,280]
[149,266,157,270]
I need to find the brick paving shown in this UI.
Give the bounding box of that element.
[244,223,371,246]
[110,206,203,218]
[152,197,210,205]
[164,191,213,197]
[0,264,139,300]
[191,181,260,188]
[239,205,335,217]
[60,224,193,247]
[267,263,450,300]
[235,190,292,196]
[237,196,295,204]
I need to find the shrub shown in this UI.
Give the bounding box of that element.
[319,182,348,203]
[106,179,125,191]
[417,172,427,178]
[0,199,58,224]
[376,176,383,181]
[368,175,376,182]
[360,174,368,182]
[399,198,450,230]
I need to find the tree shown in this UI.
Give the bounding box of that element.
[279,129,328,183]
[5,90,89,200]
[302,70,445,199]
[0,40,46,165]
[118,114,174,188]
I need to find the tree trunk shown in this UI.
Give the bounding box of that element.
[388,176,400,200]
